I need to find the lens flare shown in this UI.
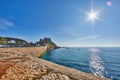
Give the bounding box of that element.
[107,1,112,6]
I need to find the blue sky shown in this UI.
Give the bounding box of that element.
[0,0,120,47]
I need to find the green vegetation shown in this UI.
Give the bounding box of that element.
[0,37,7,44]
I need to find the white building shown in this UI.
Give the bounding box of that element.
[8,40,16,44]
[0,45,3,47]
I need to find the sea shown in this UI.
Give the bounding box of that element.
[40,47,120,80]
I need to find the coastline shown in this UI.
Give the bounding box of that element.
[0,47,108,80]
[35,58,108,80]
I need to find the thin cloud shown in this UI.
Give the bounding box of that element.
[72,35,100,41]
[57,35,100,47]
[61,26,79,36]
[0,18,14,29]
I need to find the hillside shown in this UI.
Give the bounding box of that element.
[0,37,58,49]
[0,37,28,45]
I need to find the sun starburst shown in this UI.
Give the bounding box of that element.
[87,10,99,26]
[81,0,101,32]
[87,0,100,26]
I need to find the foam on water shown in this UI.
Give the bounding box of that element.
[89,48,105,77]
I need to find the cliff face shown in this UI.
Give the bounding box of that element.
[36,38,58,49]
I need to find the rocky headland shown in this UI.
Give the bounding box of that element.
[0,37,59,49]
[35,38,59,49]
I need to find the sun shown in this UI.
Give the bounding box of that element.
[80,0,102,32]
[88,12,97,21]
[83,0,101,26]
[87,11,99,25]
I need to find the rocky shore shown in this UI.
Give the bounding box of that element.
[0,47,108,80]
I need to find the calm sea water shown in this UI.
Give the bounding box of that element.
[40,47,120,80]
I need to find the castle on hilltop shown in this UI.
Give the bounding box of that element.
[35,38,58,49]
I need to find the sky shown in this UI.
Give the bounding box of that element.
[0,0,120,47]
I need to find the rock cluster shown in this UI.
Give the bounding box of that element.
[1,60,71,80]
[40,73,70,80]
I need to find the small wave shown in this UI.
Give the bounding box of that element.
[89,48,106,77]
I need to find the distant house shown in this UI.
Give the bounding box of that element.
[0,45,3,48]
[8,40,16,44]
[0,45,10,48]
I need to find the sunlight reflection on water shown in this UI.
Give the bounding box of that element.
[89,48,106,77]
